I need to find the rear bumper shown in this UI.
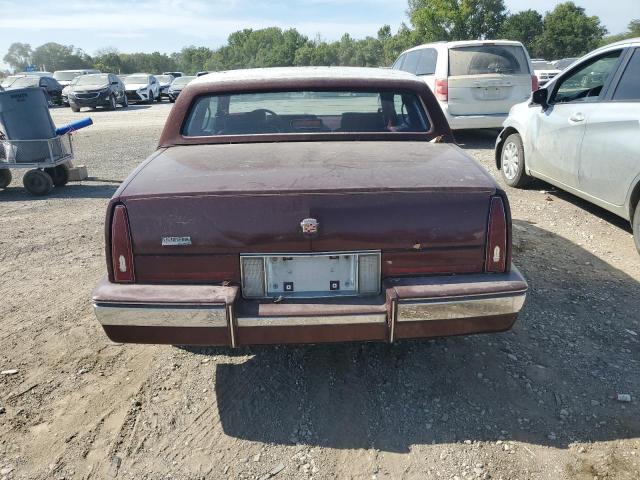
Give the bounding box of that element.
[442,108,508,130]
[93,267,527,346]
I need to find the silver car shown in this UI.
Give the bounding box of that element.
[495,38,640,252]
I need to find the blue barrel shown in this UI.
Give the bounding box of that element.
[55,117,93,135]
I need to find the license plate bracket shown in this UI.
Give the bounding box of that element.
[265,253,358,298]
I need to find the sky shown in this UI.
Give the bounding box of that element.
[1,0,638,70]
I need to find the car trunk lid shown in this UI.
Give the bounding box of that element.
[118,142,498,280]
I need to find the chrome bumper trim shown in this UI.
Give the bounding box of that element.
[93,303,228,328]
[396,292,526,322]
[236,313,386,327]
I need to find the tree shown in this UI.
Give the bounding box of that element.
[408,0,507,42]
[3,43,33,72]
[31,42,92,71]
[499,10,543,55]
[537,2,606,59]
[601,19,640,46]
[177,46,215,73]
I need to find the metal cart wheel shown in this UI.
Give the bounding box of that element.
[23,169,53,195]
[44,164,70,187]
[0,169,11,189]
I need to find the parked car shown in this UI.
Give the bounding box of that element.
[92,66,527,347]
[156,74,175,100]
[0,75,26,89]
[15,71,53,77]
[123,73,159,103]
[531,60,561,86]
[393,40,536,130]
[54,69,101,105]
[5,75,63,106]
[167,75,195,102]
[163,71,183,78]
[496,38,640,252]
[551,57,579,71]
[67,73,127,112]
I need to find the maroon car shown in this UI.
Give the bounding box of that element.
[92,67,527,347]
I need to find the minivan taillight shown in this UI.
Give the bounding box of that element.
[485,196,508,273]
[111,204,135,283]
[435,78,448,102]
[531,74,539,92]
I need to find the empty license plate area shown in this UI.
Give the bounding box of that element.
[240,252,380,299]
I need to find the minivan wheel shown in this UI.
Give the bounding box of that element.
[500,133,532,188]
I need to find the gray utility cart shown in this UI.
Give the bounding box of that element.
[0,134,74,195]
[0,87,79,195]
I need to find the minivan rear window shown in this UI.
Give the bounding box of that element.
[449,45,529,76]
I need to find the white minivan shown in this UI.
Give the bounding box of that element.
[393,40,537,129]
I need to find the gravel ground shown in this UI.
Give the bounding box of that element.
[0,103,638,480]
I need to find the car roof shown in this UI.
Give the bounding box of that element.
[402,39,525,54]
[191,66,421,87]
[593,36,640,51]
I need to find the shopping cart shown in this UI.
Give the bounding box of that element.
[0,132,74,195]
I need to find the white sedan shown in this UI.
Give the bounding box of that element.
[495,38,640,252]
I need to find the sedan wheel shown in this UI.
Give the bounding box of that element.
[108,94,117,110]
[500,132,532,188]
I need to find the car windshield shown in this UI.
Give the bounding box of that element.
[182,90,431,137]
[75,74,109,86]
[532,61,555,70]
[11,76,40,87]
[1,76,22,87]
[449,45,529,75]
[157,75,173,83]
[54,71,82,81]
[125,75,149,84]
[172,76,195,86]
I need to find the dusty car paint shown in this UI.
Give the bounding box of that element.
[94,67,527,346]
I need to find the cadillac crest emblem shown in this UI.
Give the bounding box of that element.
[300,218,319,236]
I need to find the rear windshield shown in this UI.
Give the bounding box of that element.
[157,75,173,83]
[449,45,529,76]
[182,90,430,137]
[532,61,555,70]
[54,71,82,81]
[11,76,40,87]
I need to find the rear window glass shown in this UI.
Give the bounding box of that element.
[449,45,529,76]
[182,90,430,137]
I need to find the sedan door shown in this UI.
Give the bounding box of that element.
[577,47,640,211]
[527,49,624,188]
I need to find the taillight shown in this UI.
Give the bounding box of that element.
[111,204,135,283]
[531,74,539,92]
[485,196,508,273]
[435,78,448,102]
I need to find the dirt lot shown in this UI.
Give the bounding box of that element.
[1,103,639,480]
